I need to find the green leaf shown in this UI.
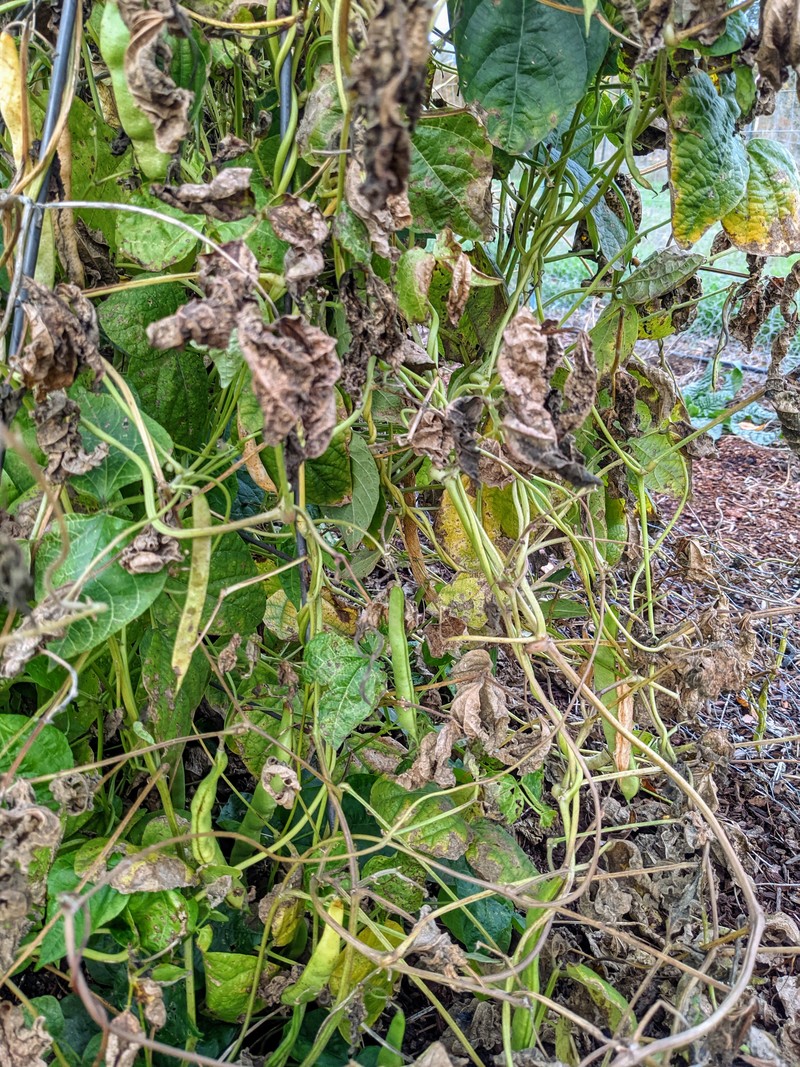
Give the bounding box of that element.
[565,157,628,265]
[0,714,73,800]
[139,627,210,765]
[440,876,513,953]
[465,819,538,884]
[34,515,168,657]
[202,951,265,1022]
[451,0,608,155]
[619,250,705,306]
[396,247,434,323]
[70,385,173,504]
[629,433,687,497]
[565,963,635,1034]
[370,779,471,860]
[360,854,427,912]
[683,8,748,55]
[305,438,352,506]
[169,27,209,125]
[408,111,494,239]
[162,532,266,637]
[127,891,197,955]
[98,284,210,452]
[722,138,800,255]
[326,433,381,550]
[304,633,386,748]
[39,851,128,966]
[116,190,201,271]
[667,70,748,246]
[589,303,639,375]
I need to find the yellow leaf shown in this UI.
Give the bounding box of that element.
[722,138,800,255]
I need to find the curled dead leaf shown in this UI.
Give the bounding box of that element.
[151,168,255,221]
[135,977,167,1030]
[351,0,432,210]
[147,239,258,351]
[0,532,33,613]
[217,633,241,674]
[212,133,250,164]
[450,649,509,757]
[260,757,300,809]
[117,0,192,156]
[14,280,104,400]
[0,1002,51,1067]
[340,271,405,394]
[345,158,411,259]
[499,310,599,486]
[729,258,782,351]
[756,0,800,91]
[49,772,98,816]
[32,391,109,483]
[766,262,800,453]
[0,593,81,678]
[268,195,329,299]
[120,525,183,574]
[408,905,468,979]
[446,251,472,326]
[105,1008,143,1067]
[237,307,340,460]
[404,409,453,468]
[396,721,459,790]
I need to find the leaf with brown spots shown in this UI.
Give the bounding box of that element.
[151,168,255,221]
[0,1003,52,1067]
[756,0,800,91]
[14,280,104,400]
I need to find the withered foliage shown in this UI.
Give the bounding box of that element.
[105,1009,144,1067]
[14,280,103,400]
[0,594,76,679]
[49,772,98,816]
[0,1002,52,1067]
[351,0,432,210]
[344,157,412,260]
[211,133,250,164]
[0,532,33,613]
[499,310,599,486]
[268,195,329,299]
[147,240,258,350]
[756,0,800,94]
[237,307,341,460]
[404,397,485,481]
[340,271,404,395]
[151,168,255,221]
[613,0,730,60]
[120,525,183,574]
[117,0,192,156]
[766,261,800,454]
[729,256,783,350]
[0,779,62,975]
[32,391,109,482]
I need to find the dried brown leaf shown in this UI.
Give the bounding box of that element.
[151,168,255,221]
[105,1009,143,1067]
[0,593,78,678]
[14,280,104,400]
[0,533,33,613]
[49,772,97,816]
[237,308,340,459]
[450,649,509,757]
[32,391,109,483]
[340,271,405,394]
[396,721,459,790]
[499,310,599,486]
[409,906,468,979]
[120,525,183,574]
[756,0,800,91]
[345,158,411,259]
[0,1002,51,1067]
[260,757,300,809]
[217,633,241,674]
[446,252,472,326]
[268,195,330,298]
[212,133,250,163]
[404,408,454,468]
[147,239,258,351]
[767,261,800,453]
[730,263,782,352]
[117,0,192,156]
[352,0,432,210]
[448,395,482,481]
[135,978,167,1031]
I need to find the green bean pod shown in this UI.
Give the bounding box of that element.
[98,0,171,179]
